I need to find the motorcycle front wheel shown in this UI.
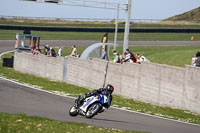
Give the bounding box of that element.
[85,103,101,118]
[69,105,78,117]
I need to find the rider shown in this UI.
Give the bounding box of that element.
[79,84,114,108]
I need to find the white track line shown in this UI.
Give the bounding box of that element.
[0,76,200,127]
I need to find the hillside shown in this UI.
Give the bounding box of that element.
[164,7,200,22]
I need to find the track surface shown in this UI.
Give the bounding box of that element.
[1,40,200,133]
[0,78,200,133]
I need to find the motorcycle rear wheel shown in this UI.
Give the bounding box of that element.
[85,103,101,118]
[69,105,78,117]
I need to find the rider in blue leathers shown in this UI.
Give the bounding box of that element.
[79,84,114,108]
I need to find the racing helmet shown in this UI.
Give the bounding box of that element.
[106,84,114,94]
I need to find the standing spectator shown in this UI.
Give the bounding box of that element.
[101,32,108,43]
[136,54,150,63]
[70,45,78,57]
[101,48,109,61]
[58,47,62,56]
[112,50,120,63]
[101,33,108,51]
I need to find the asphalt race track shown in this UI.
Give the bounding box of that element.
[0,78,200,133]
[0,40,200,133]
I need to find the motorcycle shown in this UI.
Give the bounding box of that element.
[69,93,111,118]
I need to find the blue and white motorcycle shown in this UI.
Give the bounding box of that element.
[69,93,111,118]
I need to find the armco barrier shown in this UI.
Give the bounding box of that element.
[2,25,200,33]
[14,52,200,114]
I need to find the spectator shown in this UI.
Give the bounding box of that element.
[58,47,62,56]
[112,50,120,63]
[194,51,200,67]
[101,33,109,53]
[49,47,56,57]
[122,51,133,63]
[101,48,109,61]
[122,49,136,63]
[119,55,124,64]
[136,54,150,63]
[34,46,41,55]
[70,45,78,57]
[101,32,108,43]
[44,45,50,56]
[126,49,137,63]
[192,55,197,66]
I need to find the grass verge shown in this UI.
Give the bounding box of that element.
[0,112,146,133]
[1,19,200,28]
[52,45,200,67]
[0,52,200,125]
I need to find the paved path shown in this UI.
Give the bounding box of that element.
[0,77,200,133]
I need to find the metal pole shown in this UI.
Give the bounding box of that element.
[114,4,119,50]
[123,0,132,54]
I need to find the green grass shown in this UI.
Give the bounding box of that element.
[54,46,200,67]
[1,29,200,41]
[1,52,200,125]
[1,19,200,28]
[0,113,145,133]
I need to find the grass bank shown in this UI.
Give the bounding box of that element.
[55,46,200,67]
[1,30,200,41]
[0,52,200,125]
[0,113,145,133]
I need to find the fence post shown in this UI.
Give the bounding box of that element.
[62,57,68,82]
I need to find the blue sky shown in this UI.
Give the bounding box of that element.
[0,0,200,20]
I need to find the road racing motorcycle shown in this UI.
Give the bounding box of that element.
[69,93,111,118]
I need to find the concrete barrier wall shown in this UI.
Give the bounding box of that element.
[105,62,200,114]
[14,52,64,81]
[184,65,200,113]
[14,52,200,114]
[65,57,107,90]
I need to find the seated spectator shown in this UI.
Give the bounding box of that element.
[192,55,197,66]
[34,47,41,55]
[112,50,120,63]
[44,45,50,56]
[122,49,136,63]
[49,47,56,57]
[58,47,62,56]
[136,54,150,63]
[119,55,124,64]
[194,51,200,67]
[70,45,78,57]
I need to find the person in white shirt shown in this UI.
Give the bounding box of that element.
[70,45,78,57]
[136,54,150,63]
[58,47,62,56]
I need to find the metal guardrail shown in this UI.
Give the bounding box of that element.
[1,25,200,33]
[0,15,162,23]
